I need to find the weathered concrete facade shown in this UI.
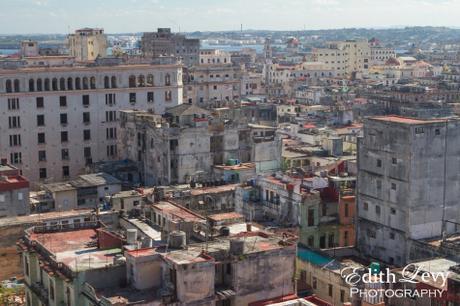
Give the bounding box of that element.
[357,116,460,266]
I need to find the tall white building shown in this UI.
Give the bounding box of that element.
[0,56,183,183]
[312,39,371,77]
[68,28,108,62]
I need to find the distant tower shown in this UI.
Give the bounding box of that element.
[67,28,107,61]
[20,40,39,57]
[264,37,272,60]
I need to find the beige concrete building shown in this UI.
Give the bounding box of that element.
[67,28,107,62]
[184,49,241,106]
[312,39,371,77]
[0,56,183,183]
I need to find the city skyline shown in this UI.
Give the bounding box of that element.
[1,0,460,34]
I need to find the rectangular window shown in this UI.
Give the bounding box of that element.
[147,92,154,102]
[307,208,315,226]
[37,133,45,144]
[49,279,55,300]
[39,168,47,179]
[415,127,424,134]
[61,131,68,143]
[105,111,117,122]
[59,96,67,107]
[83,112,90,124]
[62,166,70,178]
[36,97,44,108]
[376,205,381,215]
[61,148,69,160]
[38,150,46,162]
[82,94,90,107]
[7,98,19,110]
[392,157,397,165]
[363,202,368,211]
[391,183,397,190]
[165,90,172,101]
[129,92,136,103]
[84,147,91,158]
[10,152,22,164]
[83,129,91,141]
[312,277,317,289]
[367,229,376,238]
[105,93,116,105]
[390,232,395,240]
[390,207,396,215]
[8,116,21,128]
[60,113,68,125]
[377,159,382,168]
[328,284,333,297]
[106,127,117,140]
[435,128,440,135]
[106,145,117,157]
[340,290,345,303]
[37,114,45,126]
[9,134,21,147]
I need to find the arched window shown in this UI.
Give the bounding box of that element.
[82,77,89,90]
[29,79,35,92]
[111,76,117,88]
[90,77,96,89]
[129,75,136,88]
[44,78,50,91]
[138,75,145,87]
[60,78,66,91]
[5,79,12,93]
[52,78,58,91]
[37,79,43,91]
[104,76,110,89]
[67,78,73,90]
[146,74,154,86]
[13,79,20,92]
[75,77,81,90]
[165,74,171,86]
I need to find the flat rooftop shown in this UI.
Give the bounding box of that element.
[28,228,123,272]
[370,115,447,125]
[0,209,93,227]
[30,228,98,254]
[166,232,292,265]
[213,163,255,171]
[152,201,205,222]
[190,183,239,196]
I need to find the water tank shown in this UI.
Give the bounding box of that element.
[169,231,186,249]
[126,229,138,245]
[230,239,245,255]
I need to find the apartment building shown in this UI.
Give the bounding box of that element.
[0,161,30,217]
[141,28,200,66]
[67,28,107,62]
[118,104,281,186]
[312,39,371,77]
[184,49,241,105]
[0,56,183,183]
[18,217,296,306]
[357,116,460,266]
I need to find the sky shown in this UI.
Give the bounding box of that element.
[1,0,460,34]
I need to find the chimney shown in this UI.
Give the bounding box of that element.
[0,158,7,166]
[246,223,252,232]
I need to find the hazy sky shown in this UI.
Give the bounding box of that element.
[1,0,460,34]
